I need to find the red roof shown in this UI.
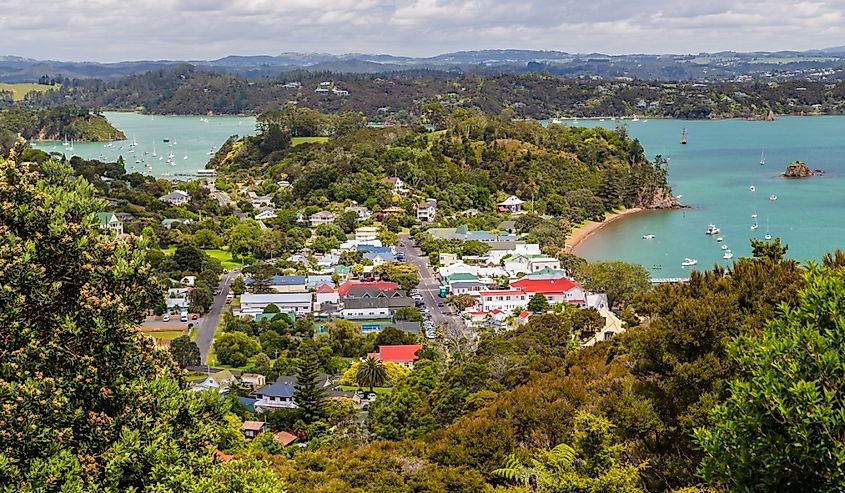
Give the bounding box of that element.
[518,310,531,319]
[274,431,298,446]
[316,283,336,293]
[479,289,526,297]
[212,449,235,462]
[378,344,423,362]
[338,281,399,297]
[511,278,579,295]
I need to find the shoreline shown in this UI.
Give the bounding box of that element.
[565,207,644,254]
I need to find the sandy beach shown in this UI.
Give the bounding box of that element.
[565,207,643,253]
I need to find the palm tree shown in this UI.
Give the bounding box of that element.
[354,357,387,392]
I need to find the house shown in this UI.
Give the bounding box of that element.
[338,280,400,297]
[247,191,274,208]
[239,293,313,316]
[498,195,525,213]
[180,275,197,287]
[383,176,405,193]
[345,205,372,221]
[115,212,134,223]
[416,200,437,222]
[581,308,625,346]
[96,212,123,235]
[315,283,340,306]
[254,208,277,221]
[253,381,297,412]
[355,226,379,242]
[245,275,308,293]
[439,253,458,267]
[191,369,236,392]
[159,190,191,206]
[242,420,267,439]
[504,254,561,276]
[449,281,487,297]
[332,88,349,96]
[315,87,330,94]
[510,278,586,306]
[240,373,267,389]
[340,298,392,320]
[479,290,529,313]
[274,431,299,447]
[161,218,195,229]
[310,211,337,227]
[166,288,189,312]
[368,345,423,369]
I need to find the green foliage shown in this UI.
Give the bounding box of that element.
[394,306,423,322]
[294,342,328,423]
[355,357,388,392]
[231,275,246,295]
[214,332,261,367]
[374,261,420,292]
[527,293,550,313]
[170,334,201,368]
[575,260,651,307]
[696,262,845,492]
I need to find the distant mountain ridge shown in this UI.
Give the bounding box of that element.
[1,48,844,82]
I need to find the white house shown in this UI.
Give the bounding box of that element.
[310,211,337,227]
[345,205,372,221]
[315,284,339,306]
[159,190,191,206]
[384,177,405,194]
[240,373,267,389]
[479,290,529,313]
[254,381,298,412]
[247,191,274,208]
[355,226,379,242]
[498,195,525,213]
[416,200,437,222]
[191,369,236,392]
[504,254,561,276]
[255,208,277,221]
[239,293,313,316]
[96,212,123,235]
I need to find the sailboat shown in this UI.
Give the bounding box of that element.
[152,142,157,157]
[67,139,74,152]
[760,149,766,166]
[681,127,687,145]
[764,217,772,240]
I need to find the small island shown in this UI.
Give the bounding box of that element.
[0,107,125,143]
[783,160,822,178]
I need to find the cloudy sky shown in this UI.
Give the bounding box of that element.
[2,0,844,61]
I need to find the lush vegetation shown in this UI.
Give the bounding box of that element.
[17,65,845,121]
[0,106,125,155]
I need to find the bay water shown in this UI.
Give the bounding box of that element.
[31,111,256,178]
[567,116,845,277]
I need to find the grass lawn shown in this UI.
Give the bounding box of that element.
[139,329,186,341]
[204,249,240,269]
[0,82,58,101]
[291,136,329,146]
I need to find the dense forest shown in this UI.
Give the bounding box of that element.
[0,106,125,151]
[14,65,845,121]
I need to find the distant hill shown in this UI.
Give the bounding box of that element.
[2,48,845,82]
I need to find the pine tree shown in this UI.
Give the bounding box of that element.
[293,342,327,423]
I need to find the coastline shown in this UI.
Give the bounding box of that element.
[565,207,644,254]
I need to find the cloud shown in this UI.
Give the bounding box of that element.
[0,0,844,61]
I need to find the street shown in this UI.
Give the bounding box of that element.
[397,235,472,341]
[196,269,238,363]
[206,181,246,220]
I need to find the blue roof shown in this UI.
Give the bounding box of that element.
[255,381,296,398]
[238,397,257,412]
[364,251,396,262]
[245,274,306,286]
[357,245,393,255]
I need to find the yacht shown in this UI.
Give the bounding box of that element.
[723,250,734,260]
[764,233,772,240]
[716,236,724,242]
[769,194,778,201]
[750,223,759,230]
[706,224,720,235]
[632,115,640,122]
[760,149,766,166]
[749,185,755,192]
[721,244,728,250]
[183,155,188,160]
[681,258,698,267]
[551,117,565,124]
[751,213,758,219]
[642,234,655,240]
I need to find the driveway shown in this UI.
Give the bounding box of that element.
[397,235,470,341]
[196,269,238,363]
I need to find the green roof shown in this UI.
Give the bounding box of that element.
[447,272,480,283]
[255,312,295,323]
[96,211,117,225]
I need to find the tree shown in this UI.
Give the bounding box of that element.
[194,228,223,249]
[293,342,327,423]
[375,326,418,346]
[248,263,275,294]
[169,335,201,368]
[190,284,214,312]
[696,263,845,492]
[231,275,246,295]
[751,237,788,261]
[229,218,262,258]
[0,159,242,489]
[355,357,388,392]
[374,261,420,292]
[214,332,260,367]
[326,318,363,357]
[394,306,422,322]
[527,293,550,313]
[574,260,650,307]
[174,244,206,273]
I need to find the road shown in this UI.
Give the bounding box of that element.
[397,235,471,341]
[196,269,239,363]
[206,182,246,220]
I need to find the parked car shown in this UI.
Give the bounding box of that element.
[191,313,199,320]
[437,302,445,308]
[162,313,170,322]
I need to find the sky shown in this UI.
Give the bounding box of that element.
[1,0,845,61]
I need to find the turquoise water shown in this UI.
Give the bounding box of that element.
[566,116,845,277]
[31,112,255,178]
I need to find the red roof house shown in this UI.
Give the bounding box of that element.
[510,278,578,294]
[316,283,336,293]
[338,280,399,297]
[372,344,423,368]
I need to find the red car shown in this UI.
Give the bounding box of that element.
[191,313,198,320]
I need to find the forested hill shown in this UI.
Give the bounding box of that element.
[212,107,675,250]
[18,65,845,121]
[0,107,125,147]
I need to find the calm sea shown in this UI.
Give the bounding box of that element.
[561,116,845,277]
[31,111,256,178]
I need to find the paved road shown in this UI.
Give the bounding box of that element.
[196,269,239,363]
[206,182,246,220]
[397,235,470,341]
